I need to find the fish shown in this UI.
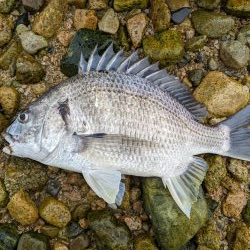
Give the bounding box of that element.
[2,43,250,217]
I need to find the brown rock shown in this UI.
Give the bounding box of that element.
[233,225,250,250]
[0,13,13,48]
[22,0,44,11]
[127,13,148,48]
[165,0,190,11]
[67,0,86,8]
[221,175,241,193]
[194,71,249,117]
[0,114,8,133]
[89,0,108,9]
[57,30,75,47]
[124,215,142,231]
[222,191,247,218]
[7,190,39,225]
[53,242,69,250]
[73,9,97,30]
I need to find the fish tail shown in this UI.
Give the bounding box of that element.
[220,104,250,161]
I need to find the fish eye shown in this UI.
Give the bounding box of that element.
[18,113,29,123]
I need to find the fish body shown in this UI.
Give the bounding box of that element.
[2,44,249,217]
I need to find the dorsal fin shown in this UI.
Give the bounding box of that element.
[78,44,208,120]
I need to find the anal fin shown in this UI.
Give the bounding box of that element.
[162,156,208,218]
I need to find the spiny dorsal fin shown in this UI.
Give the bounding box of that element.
[78,44,208,120]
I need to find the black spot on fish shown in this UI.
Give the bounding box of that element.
[58,98,70,126]
[85,133,107,138]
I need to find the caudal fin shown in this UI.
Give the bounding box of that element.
[220,105,250,161]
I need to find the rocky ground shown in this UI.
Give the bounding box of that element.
[0,0,249,249]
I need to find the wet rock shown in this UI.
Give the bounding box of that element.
[208,57,218,70]
[16,53,45,84]
[69,234,90,250]
[0,179,8,207]
[15,12,30,27]
[74,9,97,30]
[188,69,205,87]
[57,30,75,47]
[197,0,220,10]
[196,221,221,250]
[142,178,208,250]
[185,35,207,52]
[143,30,184,66]
[165,0,190,11]
[7,190,39,225]
[0,41,22,70]
[89,0,107,10]
[72,203,90,221]
[150,0,170,32]
[191,10,235,38]
[226,0,250,17]
[221,175,241,193]
[60,29,113,77]
[54,242,69,250]
[46,179,61,197]
[0,224,20,250]
[113,0,148,12]
[222,191,247,218]
[171,8,192,24]
[227,159,248,182]
[0,113,8,133]
[117,26,130,51]
[67,0,86,8]
[127,13,148,48]
[0,86,20,116]
[39,197,71,228]
[17,232,50,250]
[134,235,158,250]
[88,210,132,250]
[32,0,67,38]
[124,215,142,231]
[242,201,250,226]
[233,225,250,250]
[220,41,249,69]
[0,0,15,13]
[22,0,44,12]
[41,225,60,238]
[16,24,48,54]
[4,157,48,195]
[237,24,250,46]
[0,14,13,48]
[193,71,249,117]
[98,9,119,35]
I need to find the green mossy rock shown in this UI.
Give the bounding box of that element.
[197,0,220,10]
[0,0,15,13]
[113,0,148,12]
[226,0,250,17]
[0,224,20,250]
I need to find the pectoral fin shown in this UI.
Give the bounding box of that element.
[82,168,122,204]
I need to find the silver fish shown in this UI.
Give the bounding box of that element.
[2,44,250,217]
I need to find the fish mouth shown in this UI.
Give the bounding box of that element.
[0,132,16,155]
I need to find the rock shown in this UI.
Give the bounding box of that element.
[188,69,205,87]
[226,0,250,17]
[57,30,75,47]
[41,225,60,238]
[0,224,20,250]
[60,29,113,77]
[88,0,108,9]
[143,30,184,66]
[237,24,250,46]
[69,234,90,250]
[220,41,249,69]
[22,0,44,11]
[124,215,142,231]
[16,24,48,54]
[191,10,235,38]
[17,232,50,250]
[88,211,132,250]
[0,0,15,13]
[227,159,248,182]
[0,40,22,70]
[130,187,141,203]
[193,71,249,117]
[222,191,247,218]
[73,9,97,30]
[150,0,170,32]
[54,242,69,250]
[233,225,250,250]
[0,86,20,116]
[134,235,158,250]
[185,35,207,52]
[197,0,220,10]
[4,157,48,195]
[113,0,148,11]
[127,13,148,48]
[171,8,192,24]
[120,177,130,210]
[39,197,71,228]
[196,221,221,250]
[117,26,130,51]
[46,179,61,197]
[16,53,45,84]
[32,0,67,38]
[7,190,39,225]
[63,222,84,238]
[242,201,250,226]
[72,203,90,221]
[165,0,190,11]
[0,179,8,207]
[0,113,8,133]
[221,175,241,193]
[67,0,86,8]
[208,58,218,70]
[98,9,119,35]
[142,178,208,250]
[0,14,13,48]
